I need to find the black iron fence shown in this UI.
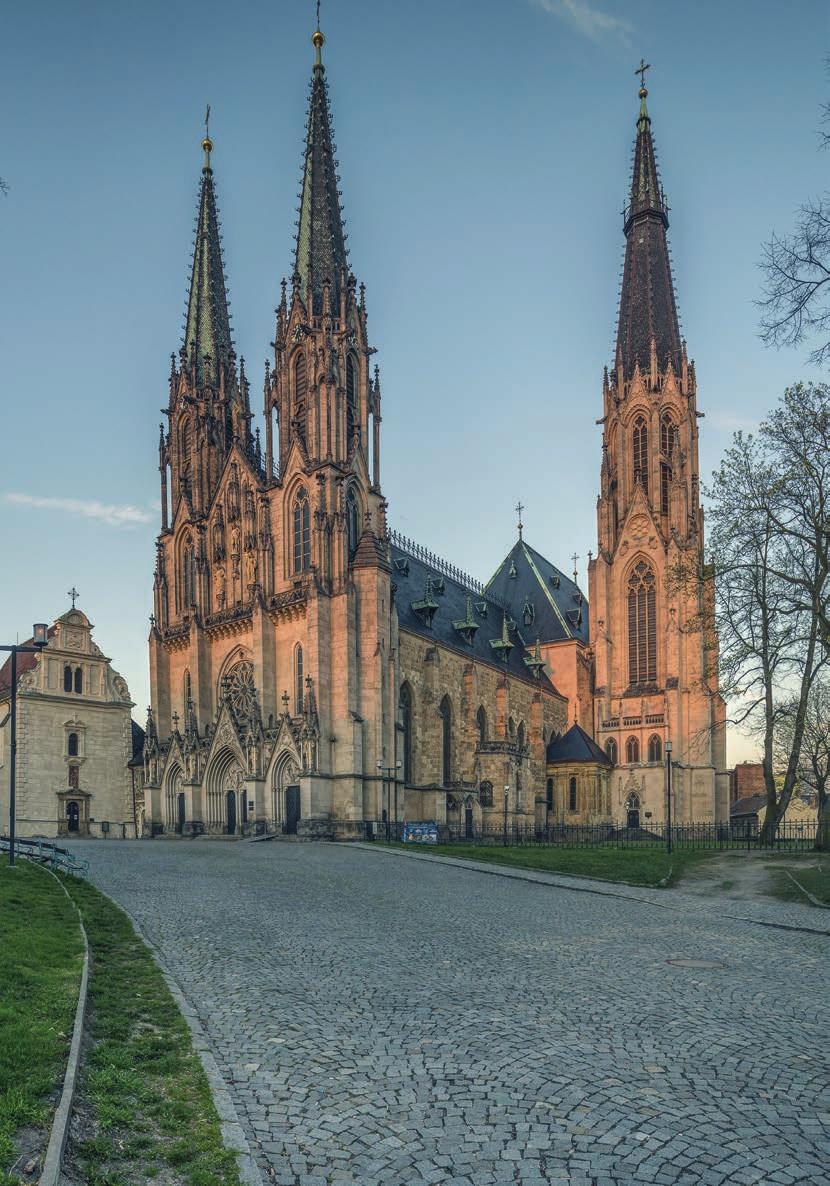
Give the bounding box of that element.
[376,820,818,851]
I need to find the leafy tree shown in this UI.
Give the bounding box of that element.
[775,678,830,851]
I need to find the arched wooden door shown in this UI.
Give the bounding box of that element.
[285,786,300,835]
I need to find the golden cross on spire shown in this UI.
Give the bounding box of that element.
[515,500,524,540]
[312,0,325,65]
[635,58,650,91]
[202,103,213,168]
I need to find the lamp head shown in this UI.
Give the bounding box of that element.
[32,623,48,648]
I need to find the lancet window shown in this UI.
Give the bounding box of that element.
[632,416,649,493]
[292,488,311,574]
[400,683,413,784]
[294,353,307,430]
[439,695,452,787]
[346,354,357,446]
[627,560,657,685]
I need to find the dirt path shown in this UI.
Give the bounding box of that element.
[680,851,824,903]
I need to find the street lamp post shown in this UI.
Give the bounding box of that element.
[2,623,49,867]
[665,739,673,855]
[503,785,510,847]
[376,761,401,841]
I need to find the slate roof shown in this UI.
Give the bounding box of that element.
[616,88,683,379]
[486,539,589,646]
[184,149,234,387]
[390,541,561,695]
[129,719,146,766]
[294,49,349,316]
[546,723,612,767]
[730,794,766,819]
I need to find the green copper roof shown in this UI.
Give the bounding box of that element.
[294,60,349,316]
[184,160,233,386]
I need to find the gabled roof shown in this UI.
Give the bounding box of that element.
[184,142,234,387]
[390,540,561,696]
[486,539,589,646]
[616,85,682,379]
[547,723,612,767]
[128,719,146,767]
[294,39,349,316]
[730,794,766,818]
[0,627,56,700]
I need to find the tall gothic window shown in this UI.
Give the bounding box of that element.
[346,354,357,445]
[73,667,83,694]
[626,736,640,764]
[476,706,487,748]
[660,413,677,458]
[346,485,359,558]
[183,670,192,707]
[292,488,311,573]
[605,737,618,765]
[64,665,72,693]
[295,645,304,715]
[546,778,554,810]
[517,721,526,753]
[179,416,192,488]
[568,776,578,812]
[661,462,672,516]
[627,560,657,685]
[400,683,413,784]
[648,734,663,763]
[294,353,307,429]
[632,416,649,493]
[182,539,196,608]
[439,695,452,787]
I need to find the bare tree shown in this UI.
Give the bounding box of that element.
[776,678,830,851]
[678,384,830,841]
[759,69,830,367]
[0,178,8,196]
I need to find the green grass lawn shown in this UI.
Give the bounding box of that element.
[0,861,84,1186]
[767,860,830,907]
[382,842,714,887]
[62,876,241,1186]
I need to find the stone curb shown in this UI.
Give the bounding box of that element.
[38,869,89,1186]
[84,884,267,1186]
[344,842,830,938]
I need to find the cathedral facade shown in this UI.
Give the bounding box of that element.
[143,30,728,839]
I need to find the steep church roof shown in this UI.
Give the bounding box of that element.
[486,539,589,646]
[184,135,234,386]
[294,29,349,316]
[616,84,682,379]
[546,723,612,767]
[389,537,561,695]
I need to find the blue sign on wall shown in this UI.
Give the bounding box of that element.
[403,821,439,844]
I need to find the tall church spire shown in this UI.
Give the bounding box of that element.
[294,23,349,316]
[615,77,682,380]
[184,128,234,386]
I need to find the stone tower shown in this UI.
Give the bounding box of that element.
[587,78,729,825]
[146,23,395,838]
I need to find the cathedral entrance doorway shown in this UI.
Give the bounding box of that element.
[285,786,300,835]
[625,792,641,830]
[176,793,186,834]
[226,790,237,835]
[465,804,474,839]
[67,801,80,833]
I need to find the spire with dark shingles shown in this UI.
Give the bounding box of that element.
[294,31,349,316]
[184,136,233,387]
[615,84,682,379]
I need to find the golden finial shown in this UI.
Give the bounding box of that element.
[202,103,213,170]
[312,0,325,66]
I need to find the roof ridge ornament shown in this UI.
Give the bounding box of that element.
[202,103,213,171]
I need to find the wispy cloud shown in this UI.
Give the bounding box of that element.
[4,492,153,528]
[532,0,633,44]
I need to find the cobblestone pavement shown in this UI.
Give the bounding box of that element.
[69,840,830,1186]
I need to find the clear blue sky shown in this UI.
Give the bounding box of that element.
[2,0,828,763]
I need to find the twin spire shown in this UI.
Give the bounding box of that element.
[183,19,348,379]
[615,75,683,380]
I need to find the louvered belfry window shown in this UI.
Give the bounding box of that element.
[628,560,657,685]
[660,414,677,458]
[294,353,307,428]
[661,463,672,516]
[632,417,649,493]
[346,354,357,445]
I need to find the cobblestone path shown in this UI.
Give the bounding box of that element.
[72,841,830,1186]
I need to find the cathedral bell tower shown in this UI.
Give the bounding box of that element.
[588,73,728,824]
[264,26,386,591]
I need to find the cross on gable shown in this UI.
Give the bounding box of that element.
[67,586,79,609]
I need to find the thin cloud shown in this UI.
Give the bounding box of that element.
[4,492,153,528]
[533,0,633,43]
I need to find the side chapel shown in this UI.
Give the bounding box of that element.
[143,29,728,838]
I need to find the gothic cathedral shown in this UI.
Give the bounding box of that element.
[143,31,728,839]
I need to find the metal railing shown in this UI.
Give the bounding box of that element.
[377,821,819,851]
[0,836,90,876]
